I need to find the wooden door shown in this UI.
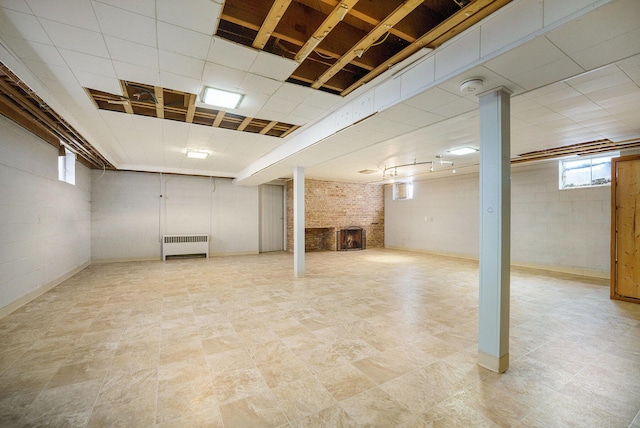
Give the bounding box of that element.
[259,184,284,252]
[611,155,640,303]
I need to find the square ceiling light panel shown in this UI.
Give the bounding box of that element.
[202,87,244,109]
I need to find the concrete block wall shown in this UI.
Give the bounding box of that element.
[92,171,259,261]
[0,115,91,314]
[286,179,384,251]
[385,160,610,277]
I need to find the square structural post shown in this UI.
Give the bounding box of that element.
[478,87,511,373]
[293,166,305,278]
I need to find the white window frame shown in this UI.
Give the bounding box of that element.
[559,153,615,190]
[392,181,413,201]
[58,147,76,185]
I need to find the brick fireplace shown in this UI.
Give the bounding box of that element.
[286,179,383,252]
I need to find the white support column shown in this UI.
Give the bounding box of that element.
[293,166,305,278]
[478,87,511,373]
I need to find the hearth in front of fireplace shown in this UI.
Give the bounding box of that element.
[337,227,366,251]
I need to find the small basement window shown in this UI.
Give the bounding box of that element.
[58,147,76,185]
[559,154,615,189]
[393,181,413,200]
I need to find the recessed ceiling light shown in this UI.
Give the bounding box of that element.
[186,150,209,159]
[447,147,478,156]
[202,87,244,109]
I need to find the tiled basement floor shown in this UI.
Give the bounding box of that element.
[1,249,639,427]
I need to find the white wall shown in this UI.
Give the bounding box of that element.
[91,171,259,261]
[385,161,610,277]
[0,115,91,314]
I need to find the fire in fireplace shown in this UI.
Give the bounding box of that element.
[337,227,366,251]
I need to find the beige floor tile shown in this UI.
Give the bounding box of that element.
[0,249,638,426]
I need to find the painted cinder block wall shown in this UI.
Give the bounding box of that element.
[0,115,91,314]
[385,160,610,277]
[91,171,259,261]
[286,179,384,251]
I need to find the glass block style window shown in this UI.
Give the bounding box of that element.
[559,155,614,189]
[393,181,413,200]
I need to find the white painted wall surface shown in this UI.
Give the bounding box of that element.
[385,161,610,276]
[91,171,259,261]
[0,116,91,313]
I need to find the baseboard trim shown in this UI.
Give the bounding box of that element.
[92,251,260,264]
[384,246,609,280]
[0,262,90,319]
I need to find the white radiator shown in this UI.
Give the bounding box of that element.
[162,234,209,260]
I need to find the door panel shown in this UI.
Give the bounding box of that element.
[612,155,640,303]
[260,184,284,252]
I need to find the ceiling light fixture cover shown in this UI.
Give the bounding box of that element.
[448,147,478,156]
[202,87,244,109]
[186,150,209,159]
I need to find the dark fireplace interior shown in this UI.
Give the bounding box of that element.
[337,227,366,251]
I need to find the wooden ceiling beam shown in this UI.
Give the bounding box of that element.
[237,117,252,131]
[259,121,278,135]
[119,81,135,114]
[213,111,225,127]
[340,0,512,96]
[0,93,60,147]
[154,86,165,119]
[185,94,197,123]
[294,0,360,63]
[311,0,424,90]
[253,0,293,49]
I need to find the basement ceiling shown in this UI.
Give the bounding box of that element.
[217,0,511,95]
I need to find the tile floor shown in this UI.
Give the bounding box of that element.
[0,249,639,427]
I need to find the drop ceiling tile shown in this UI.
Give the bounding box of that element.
[156,0,221,35]
[287,102,325,121]
[240,73,282,96]
[435,27,481,81]
[27,0,99,31]
[0,8,52,44]
[159,71,201,94]
[586,81,639,105]
[207,37,257,71]
[381,103,443,128]
[74,71,120,93]
[249,52,298,81]
[112,61,160,86]
[304,90,341,111]
[201,62,246,90]
[434,97,479,119]
[570,27,640,72]
[159,50,205,80]
[93,2,156,47]
[399,55,435,98]
[255,109,287,122]
[59,48,116,78]
[481,0,543,57]
[509,56,584,90]
[1,36,65,66]
[157,22,212,60]
[484,36,566,79]
[404,88,461,113]
[261,96,298,115]
[93,0,155,17]
[0,1,30,13]
[40,19,109,57]
[104,36,158,69]
[272,82,313,102]
[21,58,76,83]
[235,93,269,117]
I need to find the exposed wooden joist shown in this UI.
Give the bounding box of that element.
[253,0,293,49]
[279,124,299,138]
[119,81,135,114]
[294,0,360,63]
[185,94,197,123]
[259,120,278,135]
[311,0,424,90]
[213,111,226,127]
[237,116,252,131]
[340,0,512,96]
[154,86,165,119]
[0,92,60,147]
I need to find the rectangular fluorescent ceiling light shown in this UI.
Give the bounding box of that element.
[448,147,478,156]
[186,150,208,159]
[202,87,243,109]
